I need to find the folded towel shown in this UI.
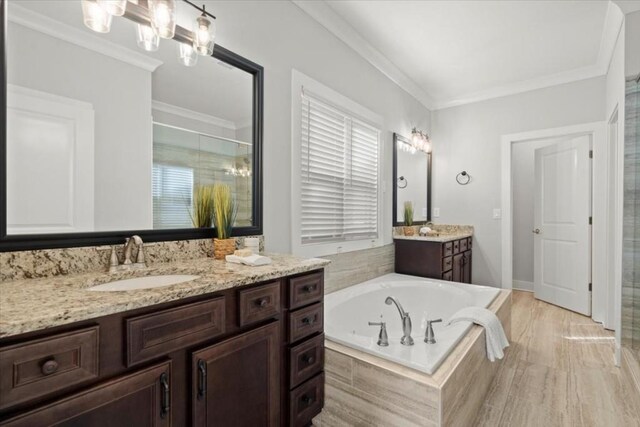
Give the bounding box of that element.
[225,254,272,266]
[447,307,509,362]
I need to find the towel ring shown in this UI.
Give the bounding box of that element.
[397,176,408,189]
[456,171,471,185]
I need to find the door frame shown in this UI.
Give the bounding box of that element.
[500,122,610,323]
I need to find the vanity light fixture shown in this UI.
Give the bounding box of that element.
[137,23,160,51]
[81,0,113,33]
[193,6,216,56]
[96,0,127,16]
[179,42,198,66]
[410,127,432,154]
[149,0,177,39]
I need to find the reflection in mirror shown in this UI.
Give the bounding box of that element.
[5,0,254,235]
[393,133,431,225]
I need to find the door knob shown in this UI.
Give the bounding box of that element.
[532,228,541,234]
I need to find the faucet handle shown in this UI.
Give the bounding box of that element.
[136,245,145,264]
[368,321,389,347]
[424,318,442,344]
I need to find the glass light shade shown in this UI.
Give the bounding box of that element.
[137,24,160,52]
[149,0,176,39]
[81,0,113,33]
[193,14,215,56]
[179,43,198,67]
[96,0,127,16]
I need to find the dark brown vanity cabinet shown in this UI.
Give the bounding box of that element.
[395,237,473,283]
[0,269,326,427]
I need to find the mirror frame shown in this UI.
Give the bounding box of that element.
[392,132,432,226]
[0,1,263,251]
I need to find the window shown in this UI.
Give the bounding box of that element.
[291,71,382,257]
[152,163,194,229]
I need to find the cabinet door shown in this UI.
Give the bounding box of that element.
[462,251,472,284]
[452,253,464,282]
[192,321,280,427]
[1,362,171,427]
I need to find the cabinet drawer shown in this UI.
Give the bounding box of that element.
[0,326,99,410]
[442,256,453,272]
[238,281,281,327]
[290,373,324,427]
[460,238,468,252]
[443,242,453,257]
[288,303,323,343]
[467,237,473,249]
[442,270,453,281]
[453,240,460,254]
[289,334,324,389]
[126,297,225,367]
[288,272,323,310]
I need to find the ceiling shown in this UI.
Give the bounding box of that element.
[296,1,626,110]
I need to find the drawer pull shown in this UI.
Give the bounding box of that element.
[160,372,170,419]
[302,284,316,293]
[40,358,59,376]
[301,316,315,326]
[302,354,315,364]
[301,394,315,406]
[255,298,268,308]
[197,359,207,401]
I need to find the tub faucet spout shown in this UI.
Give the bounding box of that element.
[385,296,414,346]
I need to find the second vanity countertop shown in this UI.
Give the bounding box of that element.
[0,254,330,338]
[393,233,473,243]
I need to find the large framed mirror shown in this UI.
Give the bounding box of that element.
[0,0,263,251]
[392,132,431,226]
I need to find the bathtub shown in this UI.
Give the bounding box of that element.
[324,273,501,374]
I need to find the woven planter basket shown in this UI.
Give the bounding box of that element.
[403,226,415,236]
[213,238,236,260]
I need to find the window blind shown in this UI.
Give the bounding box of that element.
[152,163,194,229]
[300,91,379,244]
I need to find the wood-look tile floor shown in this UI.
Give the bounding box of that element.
[474,291,640,427]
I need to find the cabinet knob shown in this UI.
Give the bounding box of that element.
[302,354,315,364]
[256,298,268,308]
[301,316,315,326]
[301,394,315,406]
[302,284,316,293]
[41,358,59,376]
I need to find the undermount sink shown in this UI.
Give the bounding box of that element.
[88,275,200,292]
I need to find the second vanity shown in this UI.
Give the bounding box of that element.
[0,254,329,426]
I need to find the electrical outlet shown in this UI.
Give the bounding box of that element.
[433,208,440,218]
[493,208,502,219]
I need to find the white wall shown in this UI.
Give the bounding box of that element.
[201,0,431,253]
[511,137,562,290]
[7,23,153,231]
[431,77,605,286]
[626,11,640,77]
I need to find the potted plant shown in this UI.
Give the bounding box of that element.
[212,184,238,260]
[403,201,415,236]
[190,185,215,228]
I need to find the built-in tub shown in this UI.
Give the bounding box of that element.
[325,273,501,374]
[317,273,511,427]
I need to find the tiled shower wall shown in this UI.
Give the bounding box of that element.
[622,77,640,370]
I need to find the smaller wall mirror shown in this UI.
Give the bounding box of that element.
[392,133,432,225]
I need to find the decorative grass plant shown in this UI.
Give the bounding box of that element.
[191,185,215,228]
[403,201,415,236]
[212,184,238,259]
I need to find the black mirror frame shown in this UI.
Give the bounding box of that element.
[0,1,264,251]
[392,132,432,226]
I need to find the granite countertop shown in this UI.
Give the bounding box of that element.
[0,254,330,338]
[393,233,473,243]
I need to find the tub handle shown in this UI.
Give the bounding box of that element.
[368,321,389,347]
[424,319,443,344]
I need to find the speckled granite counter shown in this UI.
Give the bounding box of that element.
[0,254,329,338]
[393,233,473,243]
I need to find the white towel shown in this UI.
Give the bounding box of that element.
[225,254,272,266]
[447,306,509,362]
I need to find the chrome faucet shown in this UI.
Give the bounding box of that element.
[109,235,147,273]
[424,318,443,344]
[385,296,414,346]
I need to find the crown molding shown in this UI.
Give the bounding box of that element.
[8,3,163,72]
[152,100,238,130]
[292,0,435,111]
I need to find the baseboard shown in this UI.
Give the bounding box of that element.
[513,280,533,292]
[622,347,640,395]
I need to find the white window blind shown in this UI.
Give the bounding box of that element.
[300,91,380,244]
[152,163,194,229]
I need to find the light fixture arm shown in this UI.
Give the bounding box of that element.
[182,0,216,20]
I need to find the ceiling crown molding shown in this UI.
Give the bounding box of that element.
[292,0,435,111]
[152,100,238,130]
[8,3,163,72]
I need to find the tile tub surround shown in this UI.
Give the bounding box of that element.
[393,224,474,243]
[314,289,511,427]
[0,236,265,282]
[320,245,395,294]
[0,253,328,338]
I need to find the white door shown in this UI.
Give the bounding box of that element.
[533,135,591,315]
